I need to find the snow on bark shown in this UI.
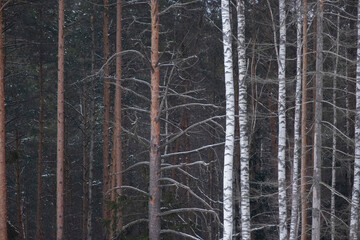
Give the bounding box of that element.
[237,1,250,239]
[278,0,287,239]
[349,1,360,239]
[289,0,301,239]
[221,0,235,239]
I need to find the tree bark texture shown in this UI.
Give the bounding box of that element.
[277,0,287,239]
[311,1,323,240]
[300,0,308,239]
[289,0,301,239]
[237,1,250,239]
[149,0,161,239]
[349,0,360,239]
[56,0,65,239]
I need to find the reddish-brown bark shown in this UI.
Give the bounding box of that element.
[114,0,123,233]
[149,0,161,239]
[56,0,65,239]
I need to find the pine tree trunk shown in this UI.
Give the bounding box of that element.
[56,0,65,239]
[114,0,123,234]
[102,0,111,235]
[237,1,250,239]
[36,7,44,240]
[311,1,323,239]
[289,0,301,238]
[300,0,308,239]
[278,0,287,239]
[149,0,161,239]
[15,132,23,240]
[82,61,88,240]
[330,13,340,240]
[349,1,360,239]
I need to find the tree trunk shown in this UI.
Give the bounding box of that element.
[237,0,250,239]
[277,0,287,239]
[15,131,23,240]
[349,0,360,238]
[0,0,7,238]
[114,0,123,234]
[300,0,308,239]
[311,1,323,239]
[36,6,44,240]
[102,0,111,236]
[56,0,65,239]
[82,59,88,240]
[149,0,161,239]
[289,0,301,238]
[87,10,96,240]
[221,0,235,239]
[330,13,340,240]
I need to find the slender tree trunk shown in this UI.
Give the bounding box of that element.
[82,60,88,240]
[149,0,161,239]
[237,1,250,239]
[0,0,7,238]
[221,0,235,239]
[87,11,96,240]
[15,131,23,240]
[330,13,340,240]
[102,0,111,236]
[277,0,287,239]
[114,0,123,234]
[300,0,308,239]
[311,1,323,239]
[349,1,360,239]
[289,0,302,238]
[36,7,44,240]
[56,0,65,239]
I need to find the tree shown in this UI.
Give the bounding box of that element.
[221,0,235,238]
[0,0,6,238]
[149,0,161,239]
[289,0,302,239]
[300,0,308,238]
[277,0,287,239]
[311,1,323,239]
[56,0,65,239]
[102,0,111,236]
[349,0,360,238]
[237,0,250,239]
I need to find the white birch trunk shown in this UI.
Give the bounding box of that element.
[278,0,287,239]
[237,1,250,239]
[221,0,235,239]
[330,13,340,240]
[312,1,323,240]
[289,0,301,239]
[349,1,360,239]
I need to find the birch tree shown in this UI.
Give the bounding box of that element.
[312,1,323,239]
[56,0,65,239]
[289,0,302,239]
[349,0,360,238]
[277,0,287,239]
[221,0,235,238]
[237,0,250,239]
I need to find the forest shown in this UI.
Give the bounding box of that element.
[0,0,360,239]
